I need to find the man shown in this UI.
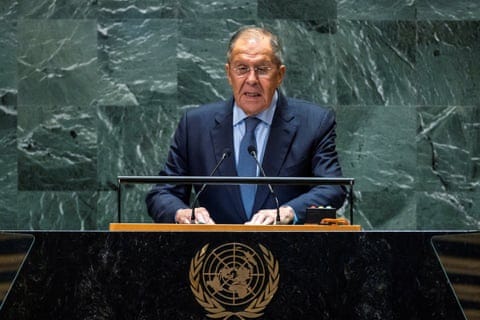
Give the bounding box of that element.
[146,26,345,225]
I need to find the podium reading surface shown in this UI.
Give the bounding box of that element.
[109,223,362,232]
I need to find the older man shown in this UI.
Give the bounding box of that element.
[146,26,345,225]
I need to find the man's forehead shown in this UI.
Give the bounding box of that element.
[246,37,261,46]
[230,35,273,58]
[230,52,273,64]
[235,31,271,47]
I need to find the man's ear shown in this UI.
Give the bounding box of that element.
[225,63,233,86]
[277,64,286,86]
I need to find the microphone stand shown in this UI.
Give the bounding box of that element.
[190,149,231,222]
[248,145,281,224]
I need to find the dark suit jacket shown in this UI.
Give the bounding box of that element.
[146,92,346,224]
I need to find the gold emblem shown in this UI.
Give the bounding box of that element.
[189,242,279,319]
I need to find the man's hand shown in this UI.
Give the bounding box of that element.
[175,207,215,224]
[245,206,295,225]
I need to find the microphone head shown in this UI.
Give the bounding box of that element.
[222,148,232,158]
[247,145,257,156]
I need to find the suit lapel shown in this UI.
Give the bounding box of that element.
[211,102,236,177]
[253,94,297,211]
[210,99,247,220]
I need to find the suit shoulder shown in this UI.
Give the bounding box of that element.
[184,100,230,120]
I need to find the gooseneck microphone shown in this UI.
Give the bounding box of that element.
[247,145,281,224]
[190,148,231,222]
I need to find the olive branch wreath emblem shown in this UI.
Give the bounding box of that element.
[189,243,279,319]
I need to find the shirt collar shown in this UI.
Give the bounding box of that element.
[233,90,278,126]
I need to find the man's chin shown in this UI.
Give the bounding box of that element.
[238,100,268,115]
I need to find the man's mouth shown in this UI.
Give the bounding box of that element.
[244,92,261,97]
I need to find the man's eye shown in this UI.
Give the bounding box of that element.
[236,66,249,72]
[256,67,270,74]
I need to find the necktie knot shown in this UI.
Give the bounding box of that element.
[245,117,260,133]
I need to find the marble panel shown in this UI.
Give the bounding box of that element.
[17,0,97,19]
[336,106,416,192]
[98,0,179,19]
[0,21,17,106]
[275,20,337,106]
[258,0,336,19]
[416,106,480,192]
[0,0,17,20]
[336,20,417,106]
[17,19,98,107]
[416,21,480,106]
[353,190,416,230]
[17,105,97,190]
[97,19,177,107]
[0,107,18,229]
[178,0,256,19]
[417,0,480,20]
[177,19,236,106]
[97,105,180,191]
[96,191,117,228]
[16,191,99,230]
[417,192,480,230]
[98,188,152,228]
[337,0,416,20]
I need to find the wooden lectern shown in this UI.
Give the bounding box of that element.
[109,223,362,232]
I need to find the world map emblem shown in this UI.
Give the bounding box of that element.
[189,242,279,319]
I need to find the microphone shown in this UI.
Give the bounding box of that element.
[191,148,231,222]
[247,145,281,224]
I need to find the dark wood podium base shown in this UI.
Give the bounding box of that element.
[0,230,465,320]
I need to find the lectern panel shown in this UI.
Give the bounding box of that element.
[0,231,465,320]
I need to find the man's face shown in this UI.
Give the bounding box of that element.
[225,34,286,116]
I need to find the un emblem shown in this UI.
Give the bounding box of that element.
[189,242,279,319]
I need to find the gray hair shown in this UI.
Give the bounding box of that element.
[226,26,283,65]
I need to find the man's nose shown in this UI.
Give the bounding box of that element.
[245,68,259,83]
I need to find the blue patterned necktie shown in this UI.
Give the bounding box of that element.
[237,117,261,218]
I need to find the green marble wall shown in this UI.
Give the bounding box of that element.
[0,0,479,230]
